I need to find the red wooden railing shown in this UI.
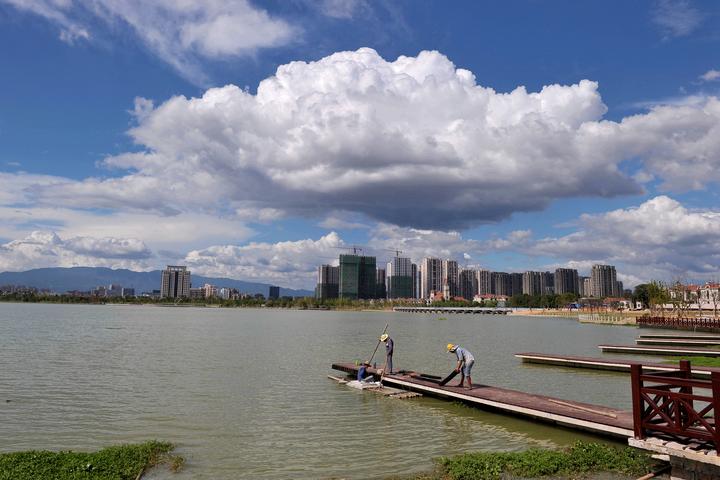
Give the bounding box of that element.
[630,360,720,453]
[637,316,720,331]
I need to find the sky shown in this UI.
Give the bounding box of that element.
[1,0,720,290]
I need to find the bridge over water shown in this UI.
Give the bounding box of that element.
[392,306,511,314]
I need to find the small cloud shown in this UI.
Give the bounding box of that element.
[320,0,366,19]
[652,0,703,38]
[5,162,21,167]
[633,170,655,184]
[700,69,720,82]
[463,253,471,260]
[318,216,369,230]
[59,26,90,45]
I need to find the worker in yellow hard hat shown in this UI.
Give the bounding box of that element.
[380,333,394,374]
[447,343,475,389]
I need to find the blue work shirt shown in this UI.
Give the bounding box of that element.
[358,365,368,381]
[385,338,394,355]
[455,346,475,364]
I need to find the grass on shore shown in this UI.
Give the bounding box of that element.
[391,442,653,480]
[666,356,720,368]
[0,441,183,480]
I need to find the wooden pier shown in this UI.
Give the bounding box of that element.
[515,352,720,378]
[598,344,720,357]
[392,306,510,314]
[639,334,720,340]
[331,362,633,439]
[636,338,720,347]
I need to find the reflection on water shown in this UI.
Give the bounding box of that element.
[0,304,663,479]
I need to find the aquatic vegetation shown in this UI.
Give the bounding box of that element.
[0,441,182,480]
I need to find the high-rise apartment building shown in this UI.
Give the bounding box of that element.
[492,272,511,296]
[581,276,591,297]
[411,263,418,299]
[522,271,544,296]
[339,254,377,300]
[269,286,280,300]
[615,280,624,298]
[387,256,413,299]
[160,265,191,299]
[475,269,492,295]
[591,264,617,298]
[420,257,442,299]
[376,268,386,299]
[316,264,339,300]
[510,273,523,297]
[458,269,477,301]
[554,268,579,295]
[441,259,459,298]
[542,271,554,295]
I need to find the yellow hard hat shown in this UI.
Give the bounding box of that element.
[447,343,456,352]
[380,334,389,342]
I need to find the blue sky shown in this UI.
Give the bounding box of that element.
[1,0,720,288]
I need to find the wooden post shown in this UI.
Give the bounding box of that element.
[679,360,692,429]
[631,363,645,439]
[712,372,720,455]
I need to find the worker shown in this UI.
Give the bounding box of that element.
[357,361,372,382]
[380,333,394,374]
[447,343,475,389]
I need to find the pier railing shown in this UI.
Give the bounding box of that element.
[637,316,720,331]
[630,360,720,453]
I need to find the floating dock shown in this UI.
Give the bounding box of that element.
[636,338,720,347]
[598,344,720,357]
[331,362,633,439]
[638,333,720,340]
[515,352,720,378]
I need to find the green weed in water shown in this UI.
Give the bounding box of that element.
[0,441,182,480]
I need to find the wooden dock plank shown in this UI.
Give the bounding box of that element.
[332,362,633,439]
[515,352,720,378]
[598,344,720,357]
[637,338,720,346]
[639,334,720,340]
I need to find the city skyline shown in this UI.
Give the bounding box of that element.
[316,250,627,301]
[1,2,720,290]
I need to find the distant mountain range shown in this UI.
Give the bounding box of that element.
[0,267,313,297]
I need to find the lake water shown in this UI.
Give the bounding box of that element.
[0,304,664,479]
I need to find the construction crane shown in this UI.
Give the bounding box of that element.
[382,248,404,257]
[331,245,364,255]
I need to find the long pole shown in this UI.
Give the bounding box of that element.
[368,323,389,364]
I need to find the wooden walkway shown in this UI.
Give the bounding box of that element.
[639,334,720,340]
[636,338,720,347]
[598,344,720,357]
[515,352,720,378]
[332,362,633,439]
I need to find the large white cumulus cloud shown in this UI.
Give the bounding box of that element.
[36,48,649,229]
[184,232,343,287]
[529,196,720,283]
[0,231,152,272]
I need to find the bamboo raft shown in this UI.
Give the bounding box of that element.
[327,375,423,399]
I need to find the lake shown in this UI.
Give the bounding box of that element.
[0,303,658,479]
